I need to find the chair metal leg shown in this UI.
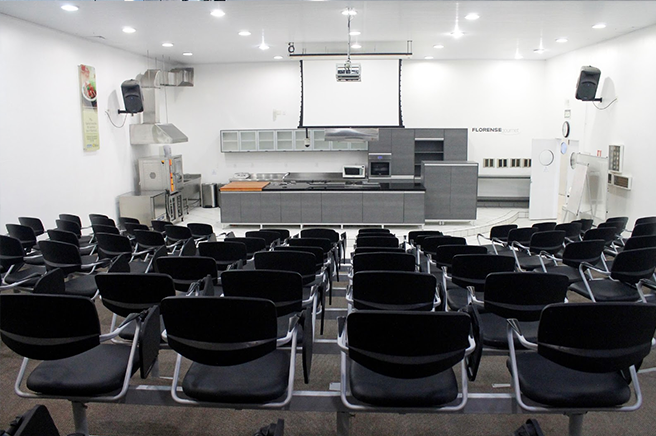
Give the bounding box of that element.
[71,401,89,436]
[567,412,585,436]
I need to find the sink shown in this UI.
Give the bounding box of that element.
[248,172,288,181]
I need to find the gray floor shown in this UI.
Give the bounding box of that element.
[3,207,656,436]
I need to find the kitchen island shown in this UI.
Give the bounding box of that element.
[219,179,425,227]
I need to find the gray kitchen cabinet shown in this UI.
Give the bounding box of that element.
[391,129,415,176]
[340,192,364,223]
[363,192,404,223]
[444,129,468,161]
[240,192,261,223]
[321,193,343,223]
[422,161,478,220]
[449,165,478,219]
[260,192,281,222]
[301,193,322,223]
[403,192,425,224]
[367,128,392,153]
[280,193,301,223]
[219,192,241,223]
[414,129,444,139]
[423,164,451,218]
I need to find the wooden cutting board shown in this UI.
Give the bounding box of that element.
[220,181,270,192]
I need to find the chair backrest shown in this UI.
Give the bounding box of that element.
[254,250,317,280]
[6,224,38,250]
[605,216,629,231]
[124,222,149,237]
[506,227,538,246]
[287,237,332,254]
[221,270,303,316]
[95,273,176,317]
[554,222,583,239]
[161,296,278,366]
[408,230,443,246]
[353,246,406,255]
[95,233,133,259]
[420,236,467,254]
[118,216,141,230]
[155,256,218,292]
[273,245,323,269]
[198,241,248,263]
[18,217,45,237]
[583,226,617,246]
[90,215,115,227]
[598,221,624,237]
[32,268,66,295]
[133,229,166,249]
[0,235,26,269]
[537,302,656,373]
[631,222,656,238]
[355,235,399,248]
[92,223,121,236]
[531,221,557,232]
[352,252,416,273]
[488,224,518,241]
[430,244,488,270]
[450,254,516,292]
[164,225,193,243]
[609,247,656,284]
[245,230,281,246]
[225,236,267,256]
[38,240,82,274]
[47,228,80,247]
[301,228,339,243]
[358,228,391,235]
[560,239,606,268]
[180,238,198,256]
[571,218,594,233]
[346,310,471,378]
[0,294,100,360]
[59,213,83,228]
[187,223,214,239]
[483,272,569,321]
[151,220,172,233]
[265,228,291,242]
[55,219,82,237]
[527,230,566,254]
[352,271,437,311]
[635,216,656,226]
[89,213,109,222]
[623,235,656,251]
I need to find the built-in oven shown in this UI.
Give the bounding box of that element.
[368,153,392,177]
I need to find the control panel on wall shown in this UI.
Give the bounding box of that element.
[608,144,624,173]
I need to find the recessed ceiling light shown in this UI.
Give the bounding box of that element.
[122,26,136,34]
[555,38,568,43]
[259,42,270,51]
[514,53,524,60]
[274,56,283,60]
[465,13,480,21]
[349,31,361,36]
[592,23,607,29]
[210,9,225,18]
[162,42,174,48]
[182,52,193,56]
[342,9,357,16]
[61,4,79,12]
[533,48,545,54]
[450,30,464,39]
[351,43,362,49]
[433,44,444,49]
[424,56,434,60]
[239,31,251,36]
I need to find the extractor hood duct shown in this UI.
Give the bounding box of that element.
[130,69,189,145]
[325,128,379,142]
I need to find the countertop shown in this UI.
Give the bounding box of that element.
[262,181,424,191]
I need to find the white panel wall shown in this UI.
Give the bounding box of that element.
[0,15,158,230]
[544,25,656,226]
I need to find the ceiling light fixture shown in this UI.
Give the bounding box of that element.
[182,52,193,56]
[162,42,174,48]
[351,43,362,49]
[342,8,357,16]
[122,27,136,34]
[592,23,607,29]
[259,42,270,50]
[210,9,225,18]
[61,4,79,12]
[555,37,568,43]
[424,56,434,60]
[533,48,545,54]
[238,31,251,36]
[274,56,283,60]
[433,44,444,49]
[465,13,480,21]
[349,31,361,36]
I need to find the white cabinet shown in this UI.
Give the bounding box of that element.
[258,131,275,151]
[221,131,239,152]
[239,131,257,151]
[221,129,369,152]
[276,131,294,151]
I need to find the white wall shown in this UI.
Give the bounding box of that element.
[544,24,656,226]
[0,15,160,230]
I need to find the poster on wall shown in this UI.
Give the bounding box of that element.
[78,64,99,152]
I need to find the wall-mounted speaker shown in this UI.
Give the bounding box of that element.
[575,66,602,102]
[120,79,143,114]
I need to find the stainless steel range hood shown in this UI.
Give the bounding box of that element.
[325,128,379,142]
[130,69,189,145]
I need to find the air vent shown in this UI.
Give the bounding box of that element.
[511,158,522,168]
[523,158,532,168]
[483,158,495,168]
[497,159,508,168]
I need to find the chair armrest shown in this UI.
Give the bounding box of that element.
[507,318,537,350]
[511,240,530,253]
[476,233,491,245]
[467,286,484,307]
[579,261,610,276]
[336,316,347,352]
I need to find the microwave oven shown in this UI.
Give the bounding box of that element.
[368,153,391,177]
[343,165,366,179]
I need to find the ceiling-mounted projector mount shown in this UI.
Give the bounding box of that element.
[336,8,361,82]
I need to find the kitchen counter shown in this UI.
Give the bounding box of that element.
[263,181,424,191]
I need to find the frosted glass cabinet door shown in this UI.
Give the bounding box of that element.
[276,131,294,151]
[258,131,275,151]
[221,131,239,152]
[312,130,330,150]
[295,130,310,150]
[239,131,257,151]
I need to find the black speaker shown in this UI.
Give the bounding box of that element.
[575,66,601,101]
[121,79,143,114]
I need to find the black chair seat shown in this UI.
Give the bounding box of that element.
[26,344,139,396]
[543,265,583,284]
[4,265,46,285]
[446,287,483,311]
[479,312,538,348]
[569,280,641,302]
[182,350,290,403]
[64,274,98,297]
[349,360,458,407]
[23,255,45,266]
[509,352,631,408]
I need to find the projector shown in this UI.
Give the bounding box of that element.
[336,63,361,82]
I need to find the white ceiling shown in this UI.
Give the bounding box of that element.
[2,1,656,65]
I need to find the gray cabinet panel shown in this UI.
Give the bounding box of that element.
[414,129,445,139]
[423,165,451,219]
[280,193,301,223]
[220,192,241,223]
[261,192,281,223]
[449,165,478,219]
[404,192,425,224]
[444,129,468,161]
[301,193,322,223]
[340,192,363,223]
[363,193,404,223]
[321,193,343,223]
[367,128,392,153]
[240,192,261,223]
[391,129,415,175]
